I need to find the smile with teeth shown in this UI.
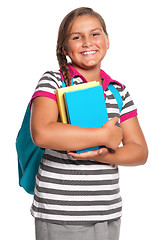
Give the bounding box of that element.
[81,50,97,55]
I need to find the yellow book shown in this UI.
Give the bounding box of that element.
[56,81,100,123]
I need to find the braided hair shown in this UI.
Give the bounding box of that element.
[56,7,108,87]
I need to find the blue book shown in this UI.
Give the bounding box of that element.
[64,85,109,153]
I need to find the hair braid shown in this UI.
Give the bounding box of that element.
[56,47,71,87]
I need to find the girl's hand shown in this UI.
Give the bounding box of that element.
[101,117,123,150]
[68,147,109,161]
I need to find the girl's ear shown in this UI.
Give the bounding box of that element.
[62,46,68,56]
[106,35,110,50]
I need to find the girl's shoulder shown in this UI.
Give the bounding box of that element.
[104,74,127,98]
[30,69,62,105]
[39,69,62,88]
[42,69,61,78]
[109,82,126,95]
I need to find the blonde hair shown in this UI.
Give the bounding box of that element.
[56,7,108,86]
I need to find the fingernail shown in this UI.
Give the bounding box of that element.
[99,149,102,154]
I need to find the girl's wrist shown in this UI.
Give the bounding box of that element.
[97,127,110,148]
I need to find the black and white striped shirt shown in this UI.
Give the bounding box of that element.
[30,64,137,225]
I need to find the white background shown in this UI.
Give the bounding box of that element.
[1,0,159,239]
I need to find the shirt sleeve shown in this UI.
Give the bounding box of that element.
[120,85,137,123]
[29,70,62,109]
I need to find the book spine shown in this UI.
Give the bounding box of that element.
[56,91,67,124]
[63,94,70,124]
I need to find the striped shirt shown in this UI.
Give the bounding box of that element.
[30,64,137,225]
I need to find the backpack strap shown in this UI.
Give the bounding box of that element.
[62,78,74,88]
[107,83,123,112]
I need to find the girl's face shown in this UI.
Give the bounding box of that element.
[64,15,109,71]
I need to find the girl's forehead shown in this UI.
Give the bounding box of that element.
[69,15,103,34]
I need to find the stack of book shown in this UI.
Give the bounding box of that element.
[56,81,108,153]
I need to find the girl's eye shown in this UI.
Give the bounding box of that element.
[92,33,100,37]
[72,36,81,40]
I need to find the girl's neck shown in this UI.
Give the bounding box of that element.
[72,64,102,85]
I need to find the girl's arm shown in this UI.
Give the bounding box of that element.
[30,97,123,151]
[69,116,148,166]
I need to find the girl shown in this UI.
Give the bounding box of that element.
[30,7,148,240]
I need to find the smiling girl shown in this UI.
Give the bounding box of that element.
[30,7,148,240]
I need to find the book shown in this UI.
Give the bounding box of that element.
[56,81,100,124]
[64,85,109,153]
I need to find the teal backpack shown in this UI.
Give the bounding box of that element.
[16,81,123,195]
[16,103,45,195]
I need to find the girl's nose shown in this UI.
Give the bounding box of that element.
[82,36,93,48]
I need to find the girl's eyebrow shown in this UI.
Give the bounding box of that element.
[91,28,103,32]
[69,32,82,36]
[69,28,103,36]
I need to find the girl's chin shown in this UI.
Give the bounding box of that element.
[73,61,100,69]
[82,62,100,69]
